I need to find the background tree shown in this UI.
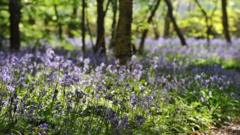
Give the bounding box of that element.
[95,0,110,56]
[138,0,161,54]
[109,0,118,48]
[81,0,86,54]
[152,20,160,39]
[0,0,239,52]
[9,0,21,50]
[163,10,171,38]
[114,0,133,64]
[164,0,187,46]
[53,4,63,40]
[221,0,231,44]
[86,17,94,47]
[67,0,78,38]
[194,0,217,46]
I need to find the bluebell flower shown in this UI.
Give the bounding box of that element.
[135,115,145,125]
[6,85,15,92]
[39,123,49,130]
[130,94,137,107]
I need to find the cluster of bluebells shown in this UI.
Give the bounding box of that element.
[138,37,240,61]
[0,38,239,134]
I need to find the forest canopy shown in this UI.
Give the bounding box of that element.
[0,0,240,54]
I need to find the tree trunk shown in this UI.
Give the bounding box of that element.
[95,0,106,56]
[0,35,3,49]
[138,0,161,54]
[81,0,86,54]
[194,0,210,45]
[165,0,187,46]
[54,4,63,40]
[67,1,78,38]
[43,15,51,38]
[9,0,21,51]
[104,0,111,16]
[114,0,133,65]
[221,0,231,44]
[163,11,171,38]
[153,21,160,39]
[86,18,94,48]
[110,0,118,48]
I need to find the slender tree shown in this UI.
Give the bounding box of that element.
[138,0,161,54]
[54,4,63,40]
[81,0,86,54]
[0,36,2,48]
[95,0,106,55]
[104,0,111,16]
[152,20,160,39]
[163,11,171,38]
[86,18,94,48]
[194,0,218,46]
[43,14,51,38]
[114,0,133,64]
[194,0,210,45]
[67,0,78,38]
[110,0,118,48]
[164,0,187,46]
[221,0,231,44]
[9,0,21,50]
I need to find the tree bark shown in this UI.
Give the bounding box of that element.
[221,0,231,44]
[81,0,86,54]
[9,0,21,51]
[43,14,51,38]
[138,0,161,54]
[165,0,187,46]
[153,21,160,39]
[54,4,63,40]
[67,0,78,38]
[194,0,210,45]
[95,0,106,56]
[104,0,111,17]
[114,0,133,64]
[163,11,171,38]
[110,0,118,48]
[86,18,94,48]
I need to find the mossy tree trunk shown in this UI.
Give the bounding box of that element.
[114,0,133,64]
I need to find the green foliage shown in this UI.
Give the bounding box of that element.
[1,0,240,46]
[0,63,239,134]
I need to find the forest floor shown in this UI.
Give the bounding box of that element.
[210,119,240,135]
[210,70,240,135]
[1,42,240,134]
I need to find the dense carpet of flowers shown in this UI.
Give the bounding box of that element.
[0,38,240,134]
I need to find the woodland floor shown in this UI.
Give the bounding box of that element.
[210,70,240,135]
[210,119,240,135]
[194,69,240,135]
[190,117,240,134]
